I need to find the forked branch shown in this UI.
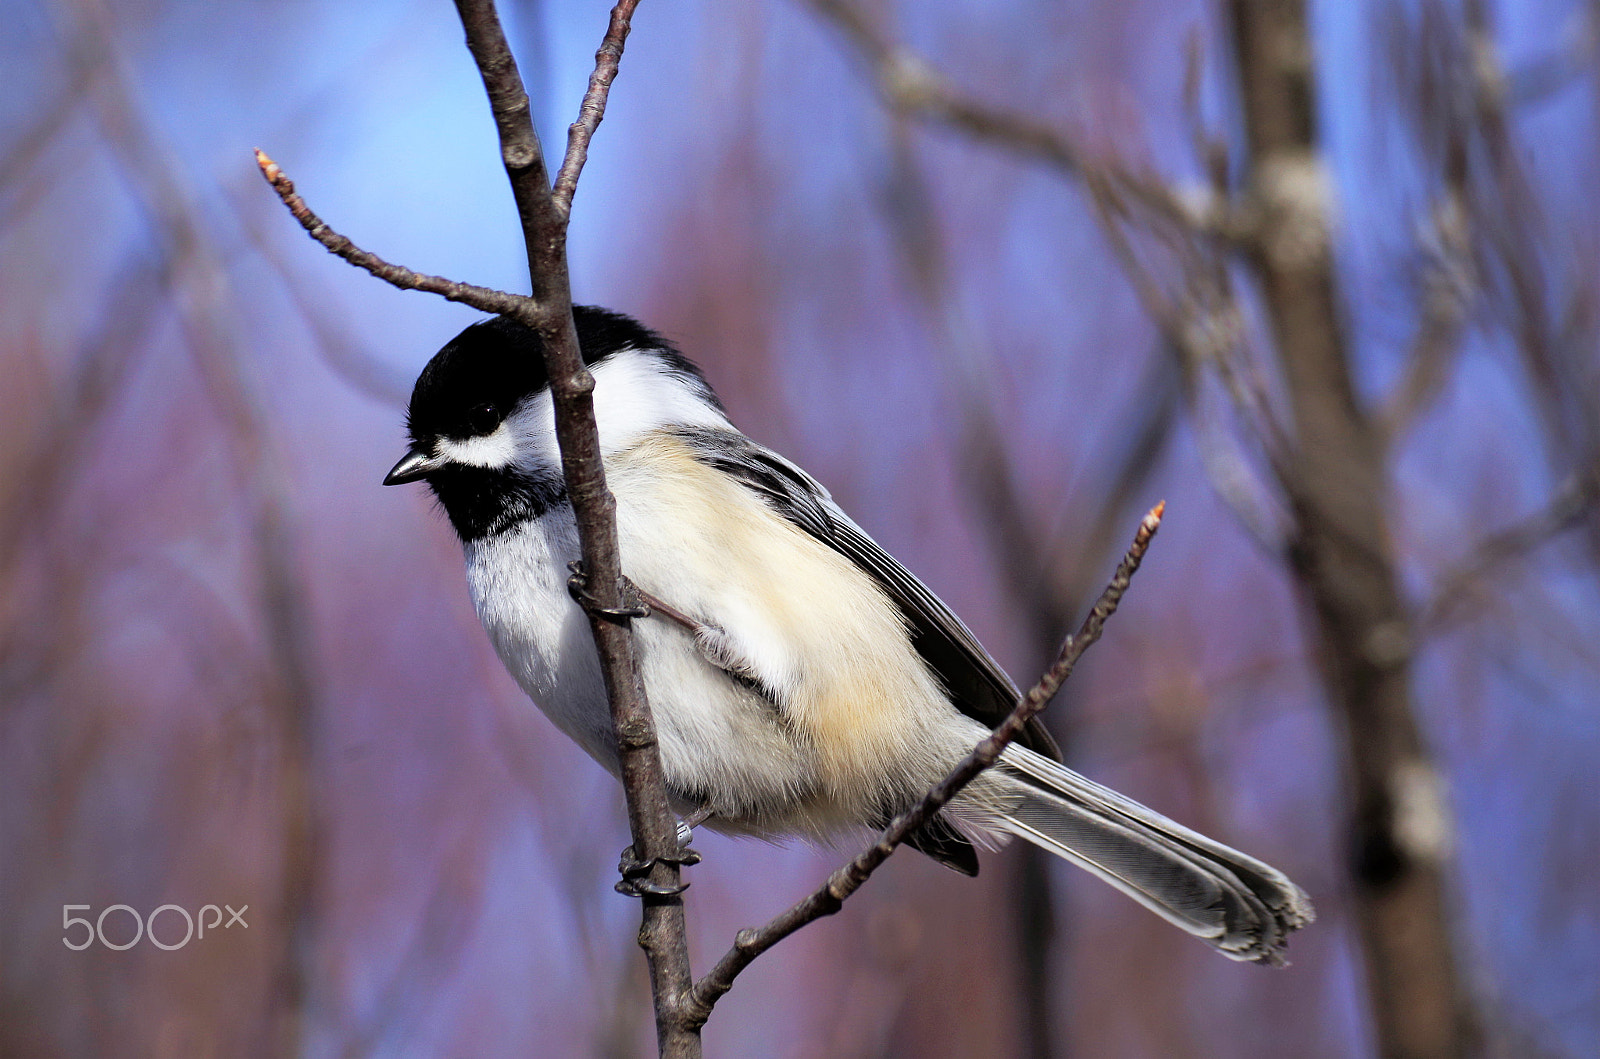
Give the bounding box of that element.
[553,0,641,215]
[263,5,1167,1055]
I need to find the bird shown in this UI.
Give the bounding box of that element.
[384,305,1314,963]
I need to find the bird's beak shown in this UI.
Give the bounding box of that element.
[383,446,449,486]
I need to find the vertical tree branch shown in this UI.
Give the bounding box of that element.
[1225,3,1476,1057]
[447,3,698,1055]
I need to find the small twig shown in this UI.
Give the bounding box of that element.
[1379,47,1475,449]
[1420,474,1595,631]
[0,61,93,198]
[1182,29,1231,200]
[552,0,640,216]
[806,0,1227,240]
[1377,266,1470,446]
[253,151,530,316]
[1091,196,1289,551]
[681,502,1165,1028]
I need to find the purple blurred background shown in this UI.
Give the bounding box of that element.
[2,0,1597,1056]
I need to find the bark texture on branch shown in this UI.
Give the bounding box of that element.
[1225,3,1475,1057]
[447,5,698,1057]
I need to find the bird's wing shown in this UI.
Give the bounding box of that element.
[674,427,1061,764]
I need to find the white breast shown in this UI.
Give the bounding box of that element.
[464,488,835,836]
[464,510,618,765]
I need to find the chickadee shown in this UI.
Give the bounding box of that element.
[385,306,1313,963]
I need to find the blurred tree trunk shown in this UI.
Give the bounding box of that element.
[1225,3,1476,1057]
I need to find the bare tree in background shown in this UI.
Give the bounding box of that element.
[812,0,1600,1056]
[1227,4,1471,1054]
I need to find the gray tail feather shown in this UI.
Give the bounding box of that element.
[988,745,1315,964]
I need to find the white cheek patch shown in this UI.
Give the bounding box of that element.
[588,350,732,455]
[437,349,733,477]
[437,426,518,469]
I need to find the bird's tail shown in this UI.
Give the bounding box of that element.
[970,744,1315,964]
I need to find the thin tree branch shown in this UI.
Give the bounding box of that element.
[1461,0,1600,576]
[1419,474,1596,631]
[0,61,92,199]
[254,151,531,316]
[1377,203,1472,445]
[1092,197,1290,552]
[1503,14,1598,107]
[1378,13,1478,447]
[806,0,1230,240]
[552,0,640,216]
[682,502,1166,1029]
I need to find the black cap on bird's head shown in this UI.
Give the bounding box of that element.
[384,305,690,485]
[382,317,543,487]
[383,305,716,540]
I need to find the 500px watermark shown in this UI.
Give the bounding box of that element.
[63,904,248,951]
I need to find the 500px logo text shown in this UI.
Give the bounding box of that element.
[63,904,248,950]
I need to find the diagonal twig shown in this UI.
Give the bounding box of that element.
[1420,474,1596,631]
[254,151,531,316]
[681,502,1166,1029]
[807,0,1228,240]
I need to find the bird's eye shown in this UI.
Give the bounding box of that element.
[467,402,500,435]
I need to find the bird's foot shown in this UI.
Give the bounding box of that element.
[567,561,709,634]
[566,561,651,623]
[615,840,702,898]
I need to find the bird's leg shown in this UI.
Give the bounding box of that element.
[646,595,785,709]
[565,561,711,639]
[676,803,715,847]
[568,562,776,701]
[567,566,753,895]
